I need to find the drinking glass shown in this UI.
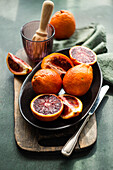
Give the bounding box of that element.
[21,20,55,63]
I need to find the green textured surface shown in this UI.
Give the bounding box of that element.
[0,0,113,170]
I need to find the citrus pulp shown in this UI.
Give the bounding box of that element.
[6,52,32,75]
[59,94,83,119]
[41,53,74,77]
[69,46,97,65]
[30,94,64,121]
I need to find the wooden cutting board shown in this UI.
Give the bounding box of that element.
[14,49,97,152]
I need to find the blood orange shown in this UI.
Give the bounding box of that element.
[59,94,83,119]
[31,68,62,94]
[63,64,93,96]
[6,52,32,75]
[69,46,97,65]
[30,94,64,121]
[50,10,76,39]
[41,53,74,77]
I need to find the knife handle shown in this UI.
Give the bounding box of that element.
[61,114,90,157]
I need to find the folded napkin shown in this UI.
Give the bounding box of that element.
[53,23,113,85]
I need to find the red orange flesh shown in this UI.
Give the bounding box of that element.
[69,46,97,65]
[30,94,64,121]
[59,94,83,119]
[6,52,32,75]
[41,53,74,77]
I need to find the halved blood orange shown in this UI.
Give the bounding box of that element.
[30,94,64,121]
[59,94,83,119]
[41,53,74,77]
[69,46,97,65]
[6,52,32,75]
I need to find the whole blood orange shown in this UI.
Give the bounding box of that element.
[50,10,76,39]
[32,68,62,94]
[59,94,83,119]
[63,64,93,96]
[30,94,64,121]
[41,53,74,77]
[69,46,97,65]
[6,52,32,75]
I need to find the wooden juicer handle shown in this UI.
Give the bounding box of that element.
[32,1,54,41]
[37,1,54,36]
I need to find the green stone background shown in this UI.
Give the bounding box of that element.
[0,0,113,170]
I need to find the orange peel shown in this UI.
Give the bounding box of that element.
[30,94,64,121]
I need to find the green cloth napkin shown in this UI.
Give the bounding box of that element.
[53,23,113,85]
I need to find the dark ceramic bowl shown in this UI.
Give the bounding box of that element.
[19,48,103,130]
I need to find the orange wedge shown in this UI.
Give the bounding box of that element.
[6,52,32,75]
[59,94,83,119]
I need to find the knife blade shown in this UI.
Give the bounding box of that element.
[89,85,109,116]
[61,85,109,157]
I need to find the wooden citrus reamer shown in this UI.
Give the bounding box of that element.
[32,0,54,41]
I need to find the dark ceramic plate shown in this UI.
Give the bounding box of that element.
[19,48,103,130]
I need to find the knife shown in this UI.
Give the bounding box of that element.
[61,85,109,157]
